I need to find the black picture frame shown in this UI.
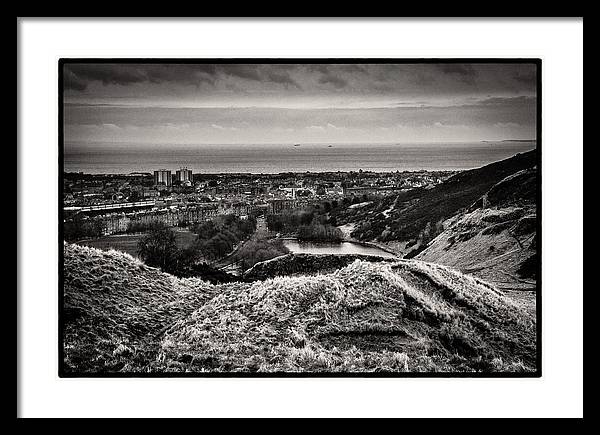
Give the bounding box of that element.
[58,58,542,378]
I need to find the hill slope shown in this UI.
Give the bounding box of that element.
[416,168,537,294]
[342,150,537,255]
[63,243,218,373]
[63,244,536,373]
[243,253,397,281]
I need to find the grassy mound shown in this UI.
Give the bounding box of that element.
[63,244,536,374]
[160,260,536,373]
[63,243,217,373]
[243,253,396,281]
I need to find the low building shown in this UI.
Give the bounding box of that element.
[142,189,160,198]
[269,199,296,214]
[343,186,378,196]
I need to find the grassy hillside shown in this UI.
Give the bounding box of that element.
[243,253,397,280]
[63,244,536,373]
[345,150,537,249]
[416,168,538,296]
[63,243,218,373]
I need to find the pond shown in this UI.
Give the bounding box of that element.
[282,240,398,259]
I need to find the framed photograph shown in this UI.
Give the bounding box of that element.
[59,59,541,377]
[18,18,583,418]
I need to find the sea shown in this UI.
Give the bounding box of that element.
[64,141,537,174]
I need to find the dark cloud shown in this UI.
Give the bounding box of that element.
[304,64,365,88]
[306,65,329,74]
[63,63,537,101]
[64,64,217,90]
[63,63,538,145]
[438,64,478,84]
[220,65,262,82]
[265,70,300,88]
[64,69,88,91]
[318,73,348,89]
[310,65,369,89]
[340,65,367,73]
[63,64,299,92]
[513,69,537,85]
[66,65,149,86]
[146,65,218,85]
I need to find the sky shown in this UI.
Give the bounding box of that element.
[63,63,537,149]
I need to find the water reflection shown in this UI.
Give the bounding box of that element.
[282,240,398,259]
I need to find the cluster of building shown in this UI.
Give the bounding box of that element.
[153,168,193,187]
[63,168,456,235]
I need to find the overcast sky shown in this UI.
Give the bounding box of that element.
[64,63,537,148]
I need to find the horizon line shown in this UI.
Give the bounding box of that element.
[64,139,537,147]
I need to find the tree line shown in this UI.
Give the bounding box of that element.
[190,214,256,261]
[136,221,240,283]
[232,237,289,271]
[265,205,344,242]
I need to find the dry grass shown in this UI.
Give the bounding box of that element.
[63,243,536,374]
[63,243,217,373]
[416,205,537,293]
[158,259,536,373]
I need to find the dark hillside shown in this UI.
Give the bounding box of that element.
[484,167,537,208]
[416,166,538,293]
[350,150,537,244]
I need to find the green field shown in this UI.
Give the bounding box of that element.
[76,229,197,258]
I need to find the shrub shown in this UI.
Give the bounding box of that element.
[517,254,537,279]
[297,223,344,242]
[192,215,256,261]
[136,222,179,272]
[125,221,153,234]
[234,238,290,271]
[64,215,104,241]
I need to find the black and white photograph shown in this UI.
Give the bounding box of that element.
[17,17,584,419]
[60,60,541,375]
